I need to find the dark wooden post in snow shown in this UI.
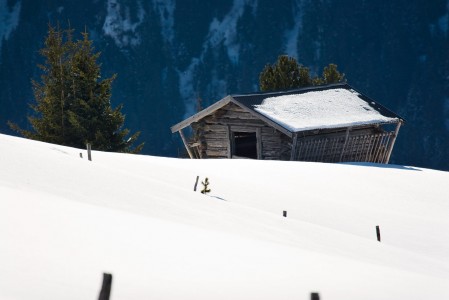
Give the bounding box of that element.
[87,143,92,161]
[98,273,112,300]
[283,210,287,217]
[194,175,199,191]
[311,292,320,300]
[376,225,381,242]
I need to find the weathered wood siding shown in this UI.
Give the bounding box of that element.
[191,102,289,159]
[293,127,395,163]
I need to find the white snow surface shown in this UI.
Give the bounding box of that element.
[254,88,399,132]
[1,133,449,300]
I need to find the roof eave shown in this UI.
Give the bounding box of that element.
[170,96,233,133]
[291,118,402,134]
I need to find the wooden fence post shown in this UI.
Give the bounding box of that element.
[283,210,287,217]
[98,273,112,300]
[311,292,320,300]
[87,143,92,161]
[194,176,199,191]
[376,225,381,242]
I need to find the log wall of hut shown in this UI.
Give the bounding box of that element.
[191,102,289,159]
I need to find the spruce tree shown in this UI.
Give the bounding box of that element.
[259,55,345,92]
[321,63,345,84]
[259,55,312,92]
[10,24,143,153]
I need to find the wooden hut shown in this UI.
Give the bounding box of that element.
[171,83,404,163]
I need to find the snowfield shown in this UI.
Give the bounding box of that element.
[1,133,448,300]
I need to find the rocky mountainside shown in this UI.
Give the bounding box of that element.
[1,0,448,169]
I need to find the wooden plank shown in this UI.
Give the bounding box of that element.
[369,134,379,163]
[360,135,370,161]
[205,140,227,148]
[365,135,375,162]
[228,125,262,132]
[205,111,254,120]
[305,141,313,161]
[215,110,258,119]
[170,96,232,133]
[202,124,227,132]
[373,134,384,163]
[263,150,283,156]
[316,140,325,161]
[262,135,282,142]
[232,98,293,138]
[226,125,231,158]
[178,129,193,159]
[339,127,351,162]
[221,104,247,112]
[214,119,267,127]
[384,121,402,163]
[203,132,228,139]
[205,149,228,157]
[381,133,392,163]
[290,133,298,161]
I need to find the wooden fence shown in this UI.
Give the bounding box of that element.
[294,132,396,163]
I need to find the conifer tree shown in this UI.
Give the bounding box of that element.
[259,55,345,92]
[10,24,143,153]
[321,63,345,84]
[259,55,311,92]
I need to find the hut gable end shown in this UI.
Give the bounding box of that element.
[192,102,288,159]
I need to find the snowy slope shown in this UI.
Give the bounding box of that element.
[1,133,448,300]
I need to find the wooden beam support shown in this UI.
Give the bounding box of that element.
[178,129,194,159]
[384,121,402,164]
[339,127,351,162]
[290,133,298,161]
[226,125,232,158]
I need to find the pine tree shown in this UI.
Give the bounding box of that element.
[10,24,143,153]
[259,55,311,92]
[259,55,345,92]
[321,63,345,84]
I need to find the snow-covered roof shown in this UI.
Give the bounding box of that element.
[171,83,403,134]
[252,88,398,132]
[232,83,402,133]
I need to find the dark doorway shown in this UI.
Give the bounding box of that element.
[233,132,257,159]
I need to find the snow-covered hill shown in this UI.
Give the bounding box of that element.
[1,133,448,299]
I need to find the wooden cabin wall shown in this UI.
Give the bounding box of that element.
[293,126,392,163]
[191,102,289,159]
